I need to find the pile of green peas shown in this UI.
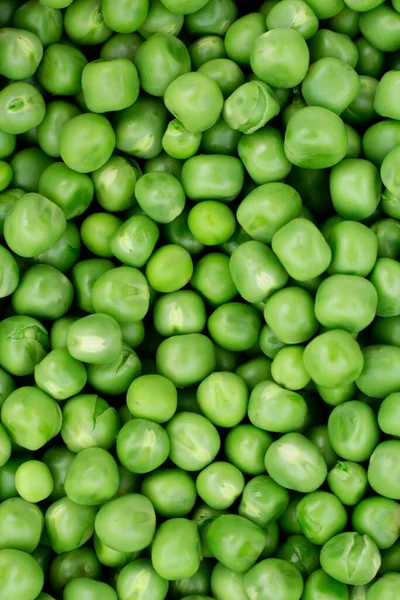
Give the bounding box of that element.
[3,0,400,598]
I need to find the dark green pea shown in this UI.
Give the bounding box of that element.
[117,559,168,600]
[45,496,96,554]
[102,0,148,33]
[0,27,43,80]
[13,0,63,47]
[64,0,112,45]
[188,35,226,69]
[12,264,73,320]
[0,128,16,159]
[100,32,144,62]
[32,544,54,576]
[141,468,196,518]
[0,244,19,298]
[355,37,385,79]
[211,563,249,599]
[200,118,240,155]
[279,493,303,535]
[10,146,54,192]
[64,578,117,600]
[34,347,87,401]
[49,548,101,591]
[302,569,348,600]
[38,162,94,220]
[31,221,81,273]
[115,97,168,159]
[116,418,170,474]
[185,0,237,36]
[0,366,15,410]
[308,28,358,68]
[345,123,362,158]
[71,258,114,313]
[259,324,285,359]
[61,393,119,453]
[214,345,239,372]
[0,315,49,376]
[144,152,183,180]
[224,12,266,67]
[380,541,400,575]
[138,0,183,38]
[0,455,28,501]
[371,218,400,259]
[37,44,87,95]
[260,521,280,560]
[0,82,46,135]
[277,535,320,578]
[235,356,272,391]
[170,560,213,600]
[328,5,360,38]
[224,424,273,476]
[306,425,338,470]
[191,253,237,307]
[287,166,332,217]
[120,321,145,349]
[42,446,75,501]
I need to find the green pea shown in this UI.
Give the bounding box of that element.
[100,32,143,62]
[0,244,19,298]
[284,107,347,169]
[185,0,237,36]
[377,391,400,437]
[277,535,320,578]
[188,35,226,69]
[320,532,381,585]
[237,128,292,185]
[102,0,148,33]
[32,221,81,274]
[371,218,400,259]
[248,380,307,432]
[369,257,400,317]
[271,347,310,391]
[60,113,115,174]
[166,411,220,471]
[0,366,15,411]
[196,461,245,509]
[342,75,378,128]
[366,573,400,600]
[0,128,16,159]
[296,491,347,545]
[352,496,400,550]
[95,493,155,553]
[144,154,183,181]
[139,0,183,38]
[111,216,158,269]
[9,147,53,193]
[127,374,177,423]
[302,569,349,600]
[64,447,119,506]
[0,315,49,376]
[34,347,86,401]
[81,213,122,258]
[71,259,113,313]
[264,433,328,493]
[328,400,379,462]
[116,418,169,474]
[198,58,244,99]
[162,119,202,160]
[87,344,141,396]
[222,81,280,134]
[207,514,265,572]
[82,58,139,113]
[117,559,168,600]
[192,254,235,306]
[355,37,385,79]
[64,0,112,45]
[91,157,136,214]
[153,290,206,337]
[141,468,196,517]
[264,287,317,345]
[0,456,28,501]
[187,201,235,246]
[49,547,101,591]
[251,28,309,89]
[328,220,378,276]
[183,155,244,203]
[368,440,400,499]
[224,424,273,476]
[0,81,45,135]
[38,162,93,220]
[345,124,362,158]
[42,446,75,501]
[267,0,318,39]
[359,4,400,52]
[135,172,185,223]
[1,386,61,450]
[0,549,44,600]
[64,578,117,600]
[208,302,261,351]
[239,475,289,527]
[170,560,213,599]
[67,313,122,365]
[235,356,272,391]
[37,44,87,95]
[0,27,43,80]
[0,423,11,467]
[45,496,95,553]
[244,558,304,600]
[152,518,201,581]
[200,118,241,156]
[306,424,339,470]
[0,158,12,191]
[146,245,193,293]
[224,12,266,67]
[356,345,400,399]
[302,57,360,115]
[13,1,63,47]
[259,324,286,359]
[380,542,400,575]
[330,159,381,220]
[61,393,119,453]
[93,534,135,569]
[309,28,358,67]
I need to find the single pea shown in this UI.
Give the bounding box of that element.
[13,0,63,47]
[238,128,292,185]
[189,34,226,69]
[146,244,193,293]
[371,218,400,259]
[315,274,378,333]
[185,0,238,36]
[267,0,318,39]
[117,559,168,600]
[0,315,49,376]
[196,461,245,510]
[235,356,272,391]
[139,0,184,38]
[1,386,61,450]
[0,244,19,298]
[100,32,143,62]
[95,494,156,553]
[355,37,384,80]
[82,58,139,114]
[164,72,223,134]
[64,0,111,45]
[271,346,309,390]
[328,4,360,36]
[244,559,304,600]
[306,424,339,470]
[197,372,248,428]
[239,475,289,527]
[67,313,122,365]
[366,573,400,600]
[188,201,236,246]
[328,220,378,276]
[191,253,238,307]
[91,156,137,213]
[380,542,400,575]
[38,162,94,219]
[224,12,266,67]
[64,578,117,600]
[9,147,53,193]
[135,172,185,224]
[111,215,159,268]
[378,392,400,437]
[93,532,136,568]
[359,4,400,52]
[81,213,122,258]
[117,418,169,474]
[0,456,28,502]
[198,58,245,99]
[153,290,206,337]
[345,124,362,158]
[101,0,147,32]
[309,28,358,67]
[64,447,119,506]
[37,43,87,95]
[141,468,196,518]
[296,491,347,545]
[251,28,309,89]
[61,394,119,453]
[352,496,400,550]
[181,154,244,201]
[0,159,12,192]
[162,119,202,160]
[34,347,86,401]
[152,518,201,581]
[31,221,81,274]
[87,344,141,396]
[169,560,213,599]
[0,27,43,80]
[369,257,400,317]
[223,81,280,134]
[207,514,265,572]
[372,315,400,347]
[45,496,95,554]
[356,345,400,399]
[0,549,44,600]
[248,380,308,432]
[264,433,328,493]
[208,302,261,352]
[224,425,273,476]
[342,75,378,128]
[49,547,101,591]
[328,400,379,462]
[42,447,75,501]
[264,287,318,345]
[320,532,381,586]
[166,411,220,471]
[302,569,349,600]
[0,128,16,159]
[71,258,114,313]
[330,159,381,221]
[259,325,286,359]
[368,440,400,500]
[277,535,320,578]
[126,374,177,424]
[200,118,241,155]
[115,97,167,159]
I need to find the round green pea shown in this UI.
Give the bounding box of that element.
[0,244,19,298]
[328,461,368,506]
[181,154,244,201]
[146,245,193,293]
[64,0,112,45]
[328,400,379,462]
[302,569,349,600]
[64,447,119,506]
[271,346,310,391]
[276,534,320,578]
[356,345,400,399]
[224,425,273,476]
[152,518,201,581]
[320,532,381,586]
[141,468,196,517]
[368,440,400,500]
[238,128,292,185]
[239,475,289,527]
[163,119,202,160]
[111,215,159,268]
[115,97,168,159]
[185,0,237,36]
[191,253,237,306]
[87,344,141,396]
[100,32,144,62]
[135,172,185,224]
[208,302,261,351]
[264,287,318,345]
[49,547,101,591]
[91,156,137,213]
[189,34,226,69]
[0,315,49,376]
[37,101,81,158]
[359,4,400,52]
[308,28,358,68]
[39,162,94,220]
[378,392,400,436]
[248,380,308,432]
[222,81,280,135]
[224,12,266,66]
[197,371,248,427]
[127,374,177,423]
[244,558,304,600]
[67,313,122,365]
[32,221,81,274]
[117,559,168,600]
[81,213,122,258]
[267,0,318,39]
[37,43,87,95]
[71,258,113,313]
[34,348,86,401]
[352,496,400,550]
[328,220,378,276]
[13,1,63,47]
[369,258,400,317]
[116,418,170,474]
[0,27,43,80]
[166,411,220,471]
[0,549,44,600]
[139,0,184,38]
[82,58,139,113]
[196,461,245,509]
[296,491,348,545]
[64,578,117,600]
[153,290,206,337]
[45,496,96,554]
[188,201,236,245]
[330,159,381,220]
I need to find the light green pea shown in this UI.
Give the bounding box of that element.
[197,371,248,427]
[223,81,280,134]
[64,447,119,506]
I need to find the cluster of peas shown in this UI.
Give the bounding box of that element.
[3,0,400,599]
